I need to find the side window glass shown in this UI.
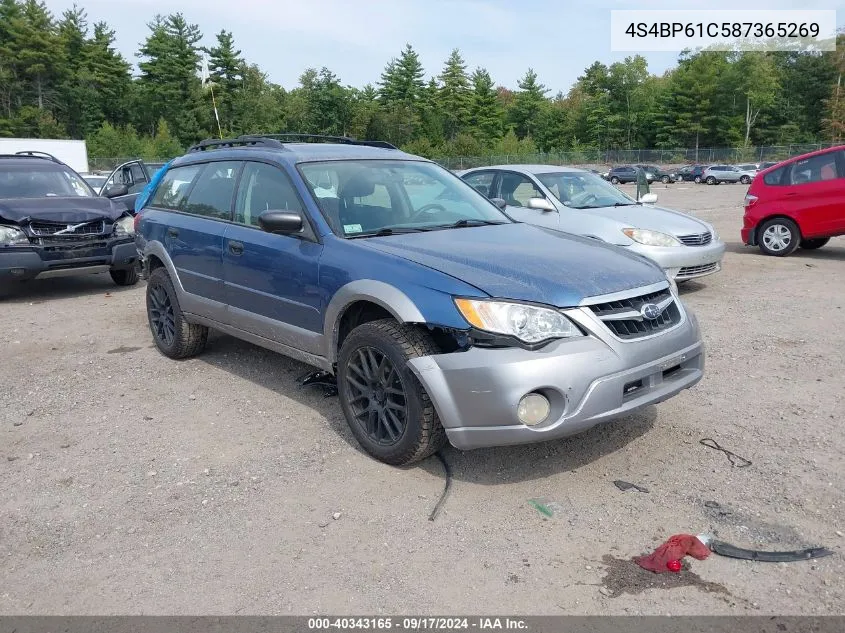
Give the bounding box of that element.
[788,152,840,185]
[182,161,241,220]
[463,172,494,197]
[235,162,302,227]
[500,173,543,207]
[149,165,203,211]
[763,166,787,186]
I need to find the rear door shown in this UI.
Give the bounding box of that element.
[781,150,845,236]
[148,161,240,322]
[222,161,324,355]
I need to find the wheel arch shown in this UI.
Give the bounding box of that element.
[754,213,803,245]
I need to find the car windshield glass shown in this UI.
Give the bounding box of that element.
[0,165,95,198]
[536,171,636,209]
[300,160,511,238]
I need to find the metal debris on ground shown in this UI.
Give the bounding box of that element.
[613,480,650,493]
[697,533,834,562]
[699,438,752,468]
[428,451,453,522]
[299,370,338,397]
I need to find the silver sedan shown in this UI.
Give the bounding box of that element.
[460,165,726,282]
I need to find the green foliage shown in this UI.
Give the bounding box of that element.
[0,0,842,162]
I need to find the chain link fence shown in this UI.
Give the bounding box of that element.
[87,157,173,172]
[434,144,842,171]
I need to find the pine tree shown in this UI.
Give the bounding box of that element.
[437,49,470,140]
[468,68,503,141]
[17,0,64,112]
[378,44,425,109]
[509,68,548,138]
[206,30,244,132]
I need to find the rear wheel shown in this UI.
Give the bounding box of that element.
[110,266,139,286]
[758,218,800,257]
[661,175,670,184]
[694,176,702,183]
[146,267,208,358]
[337,319,446,466]
[610,176,620,184]
[740,175,751,184]
[705,176,716,185]
[800,237,830,250]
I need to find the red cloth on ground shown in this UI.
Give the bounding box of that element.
[636,534,710,573]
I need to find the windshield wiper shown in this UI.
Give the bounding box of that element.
[434,219,508,229]
[347,226,433,239]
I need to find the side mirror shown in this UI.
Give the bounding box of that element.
[639,193,658,204]
[103,183,129,198]
[527,197,556,212]
[490,197,507,211]
[258,210,304,235]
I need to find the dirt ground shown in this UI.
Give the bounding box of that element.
[1,182,843,615]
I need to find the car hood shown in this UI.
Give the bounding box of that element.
[357,223,666,307]
[576,203,712,237]
[0,196,124,224]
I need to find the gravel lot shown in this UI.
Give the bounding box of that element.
[1,182,843,615]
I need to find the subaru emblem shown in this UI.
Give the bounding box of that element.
[640,303,663,320]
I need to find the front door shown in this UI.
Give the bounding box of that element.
[783,150,845,236]
[222,161,324,355]
[495,171,560,230]
[104,160,151,212]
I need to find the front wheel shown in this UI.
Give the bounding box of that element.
[146,267,208,358]
[705,176,716,185]
[337,319,446,466]
[610,176,620,184]
[661,175,670,184]
[110,267,139,286]
[801,237,830,250]
[758,218,801,257]
[694,176,702,183]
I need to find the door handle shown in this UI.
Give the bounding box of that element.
[785,192,799,197]
[228,241,244,256]
[167,227,179,238]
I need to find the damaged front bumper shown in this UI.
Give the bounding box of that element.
[408,302,704,450]
[0,239,137,281]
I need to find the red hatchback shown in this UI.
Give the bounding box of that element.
[742,145,845,256]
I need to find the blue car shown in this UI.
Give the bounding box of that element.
[135,134,704,465]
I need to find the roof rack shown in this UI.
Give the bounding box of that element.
[3,151,65,164]
[187,133,398,153]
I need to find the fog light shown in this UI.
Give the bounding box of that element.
[517,393,550,426]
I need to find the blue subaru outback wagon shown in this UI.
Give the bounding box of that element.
[135,134,704,465]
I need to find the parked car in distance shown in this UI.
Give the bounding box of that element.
[635,164,677,184]
[734,163,759,174]
[81,172,108,194]
[759,161,779,169]
[701,165,754,185]
[0,152,140,285]
[676,165,709,183]
[608,165,652,184]
[742,145,845,256]
[461,165,725,282]
[136,134,705,465]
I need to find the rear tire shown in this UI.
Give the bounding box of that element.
[110,267,139,286]
[610,176,620,184]
[146,267,208,359]
[705,176,716,185]
[800,237,830,250]
[661,175,670,184]
[758,218,801,257]
[337,319,447,466]
[740,175,751,184]
[694,176,702,183]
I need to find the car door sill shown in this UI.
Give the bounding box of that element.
[184,312,332,372]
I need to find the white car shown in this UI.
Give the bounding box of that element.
[701,165,755,185]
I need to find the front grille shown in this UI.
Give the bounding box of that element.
[587,289,681,339]
[29,220,107,237]
[677,262,719,278]
[678,231,712,246]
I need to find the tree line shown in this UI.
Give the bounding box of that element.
[1,0,844,161]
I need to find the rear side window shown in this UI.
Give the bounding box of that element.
[787,151,841,185]
[234,162,302,227]
[763,165,788,186]
[149,164,203,210]
[182,161,242,220]
[463,172,495,197]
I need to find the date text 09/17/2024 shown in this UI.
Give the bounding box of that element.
[307,618,528,630]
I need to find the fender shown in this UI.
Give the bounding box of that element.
[322,280,426,363]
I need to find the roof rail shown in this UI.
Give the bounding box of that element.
[11,150,64,164]
[187,137,286,153]
[242,133,398,150]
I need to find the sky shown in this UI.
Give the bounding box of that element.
[43,0,845,94]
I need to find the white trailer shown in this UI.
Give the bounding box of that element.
[0,138,89,173]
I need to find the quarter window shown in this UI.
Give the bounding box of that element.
[182,161,241,220]
[234,162,302,227]
[149,164,203,211]
[462,172,495,197]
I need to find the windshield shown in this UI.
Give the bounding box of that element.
[0,165,95,199]
[300,160,511,237]
[536,171,637,209]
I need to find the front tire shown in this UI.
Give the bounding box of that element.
[800,237,830,250]
[146,267,208,359]
[694,176,702,183]
[705,176,716,185]
[337,319,446,466]
[661,175,670,184]
[110,266,139,286]
[758,218,801,257]
[610,176,620,184]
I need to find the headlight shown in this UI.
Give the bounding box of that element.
[0,225,29,246]
[645,173,655,180]
[113,216,135,236]
[454,298,582,344]
[622,228,681,247]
